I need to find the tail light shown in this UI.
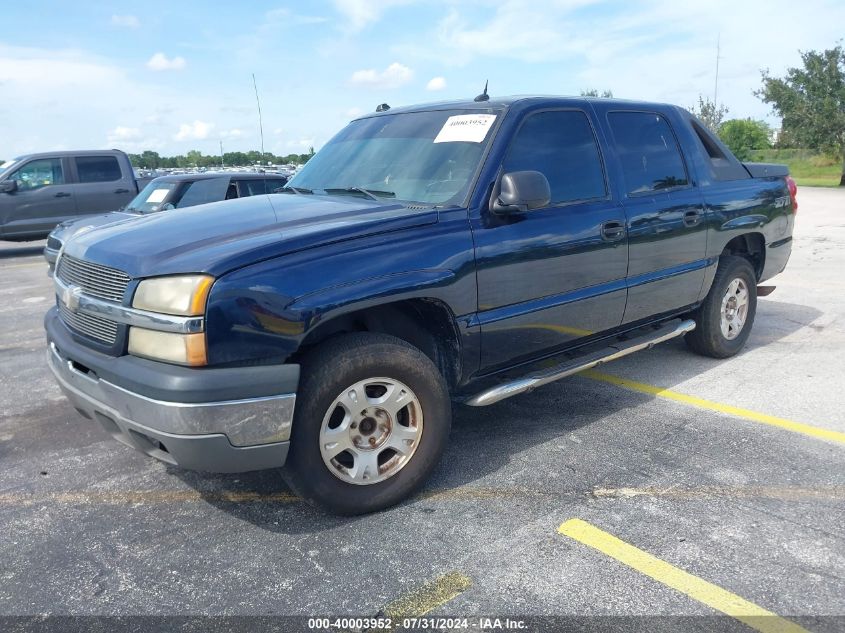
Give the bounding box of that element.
[785,175,798,213]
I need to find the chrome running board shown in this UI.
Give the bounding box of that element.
[464,319,696,407]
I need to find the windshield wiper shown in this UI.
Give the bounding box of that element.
[323,186,396,201]
[279,185,313,194]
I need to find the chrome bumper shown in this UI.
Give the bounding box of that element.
[47,342,295,472]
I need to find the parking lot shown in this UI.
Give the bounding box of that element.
[0,188,843,630]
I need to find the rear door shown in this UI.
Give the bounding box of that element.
[0,157,76,237]
[602,109,708,322]
[472,107,628,371]
[71,154,136,214]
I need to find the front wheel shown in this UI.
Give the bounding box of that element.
[283,332,451,515]
[685,255,758,358]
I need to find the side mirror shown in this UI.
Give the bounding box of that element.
[492,171,550,214]
[0,180,17,194]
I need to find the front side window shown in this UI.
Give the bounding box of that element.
[608,112,689,194]
[503,110,606,205]
[75,156,122,183]
[288,108,500,206]
[9,158,64,191]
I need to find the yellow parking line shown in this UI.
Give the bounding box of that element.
[382,572,472,622]
[582,369,845,446]
[558,519,808,633]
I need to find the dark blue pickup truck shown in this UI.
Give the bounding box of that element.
[44,96,797,514]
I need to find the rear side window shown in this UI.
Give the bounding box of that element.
[608,112,689,195]
[503,110,606,205]
[174,178,230,208]
[238,178,288,196]
[75,156,122,183]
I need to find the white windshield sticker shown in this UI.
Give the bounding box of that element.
[433,114,497,143]
[146,188,169,203]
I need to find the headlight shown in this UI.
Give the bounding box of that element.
[132,275,213,316]
[129,274,213,366]
[128,329,207,366]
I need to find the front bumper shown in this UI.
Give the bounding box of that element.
[46,311,298,473]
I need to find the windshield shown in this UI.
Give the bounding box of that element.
[288,109,500,206]
[125,181,179,213]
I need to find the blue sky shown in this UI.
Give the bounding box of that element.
[1,0,843,158]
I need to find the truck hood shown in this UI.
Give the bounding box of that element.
[62,194,439,278]
[52,210,139,244]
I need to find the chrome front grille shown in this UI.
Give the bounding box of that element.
[58,301,119,344]
[56,255,131,345]
[56,255,130,303]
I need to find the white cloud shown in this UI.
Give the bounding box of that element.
[346,107,364,117]
[220,128,244,139]
[348,62,413,89]
[146,52,186,71]
[107,126,142,142]
[174,120,214,141]
[111,14,140,28]
[426,76,447,91]
[332,0,411,31]
[287,138,315,149]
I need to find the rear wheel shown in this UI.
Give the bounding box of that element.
[283,332,451,515]
[685,255,757,358]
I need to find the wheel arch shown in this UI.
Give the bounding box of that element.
[294,298,463,390]
[721,232,765,280]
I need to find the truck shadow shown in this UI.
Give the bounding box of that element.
[171,296,822,532]
[0,237,46,259]
[0,244,44,259]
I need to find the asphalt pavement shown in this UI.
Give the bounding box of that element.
[0,188,843,632]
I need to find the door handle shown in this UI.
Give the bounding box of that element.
[601,220,626,242]
[114,188,130,194]
[683,209,701,226]
[54,192,71,198]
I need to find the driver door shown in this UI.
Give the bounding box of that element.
[471,108,628,371]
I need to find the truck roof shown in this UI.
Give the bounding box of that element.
[12,149,129,160]
[149,172,288,184]
[356,95,685,119]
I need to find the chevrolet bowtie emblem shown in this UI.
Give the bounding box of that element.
[61,284,83,312]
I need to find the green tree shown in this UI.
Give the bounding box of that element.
[580,89,614,98]
[689,95,729,133]
[718,119,771,161]
[757,45,845,185]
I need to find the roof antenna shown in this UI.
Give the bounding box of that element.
[376,103,390,112]
[474,80,489,102]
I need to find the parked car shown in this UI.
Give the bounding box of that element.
[0,150,152,241]
[43,172,288,270]
[44,96,796,515]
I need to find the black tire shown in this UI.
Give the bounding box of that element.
[282,332,451,515]
[685,255,757,358]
